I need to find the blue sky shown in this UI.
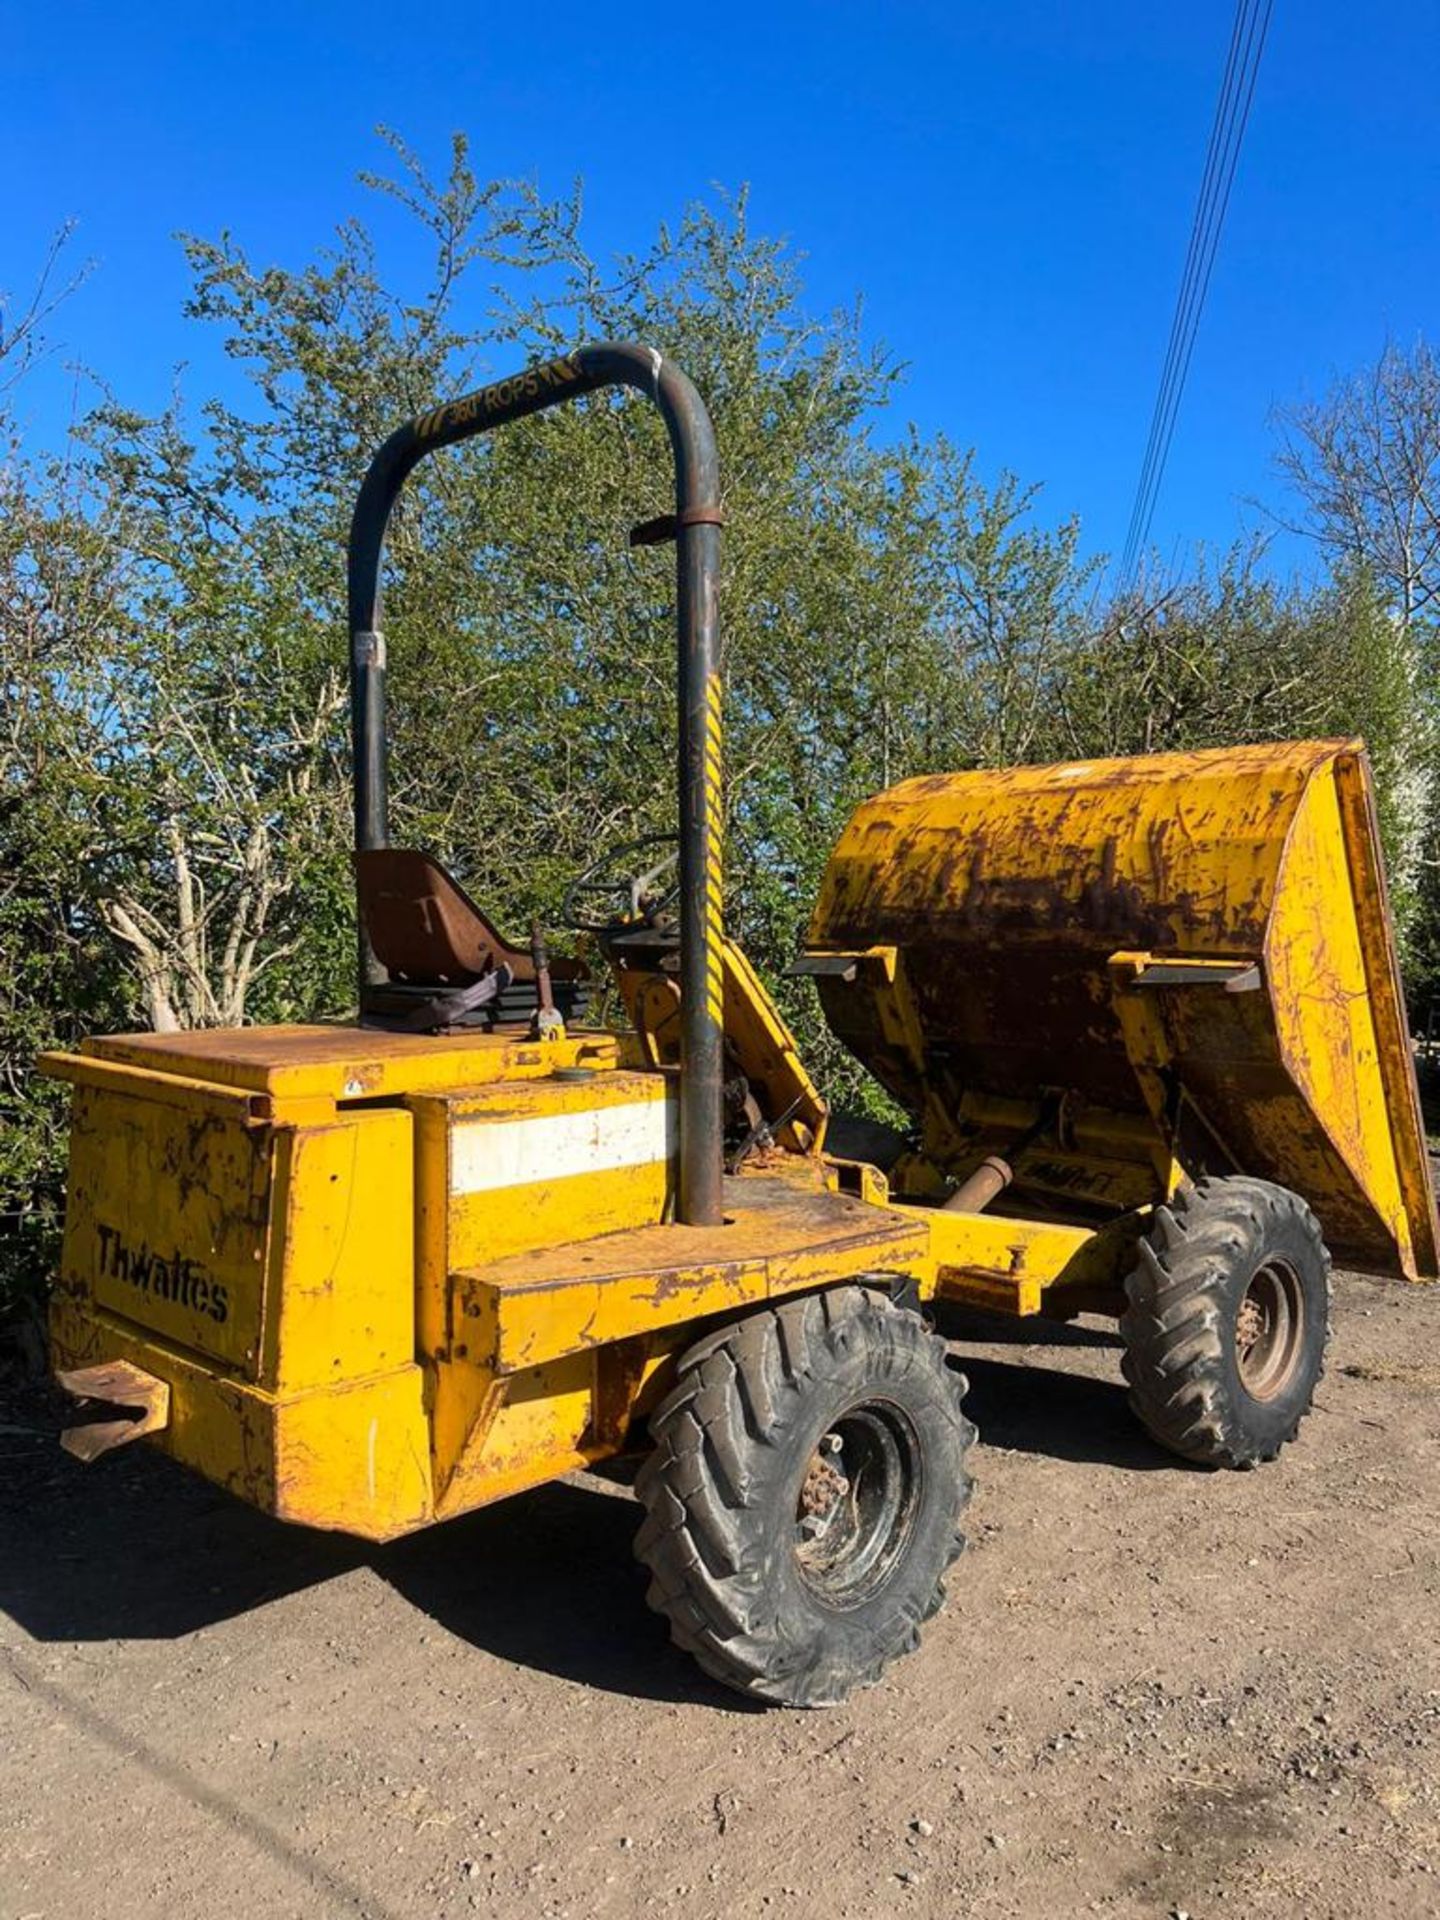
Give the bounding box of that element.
[5,0,1437,582]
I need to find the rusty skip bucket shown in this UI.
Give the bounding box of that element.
[806,738,1438,1281]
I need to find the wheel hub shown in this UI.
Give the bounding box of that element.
[793,1403,920,1607]
[1235,1258,1306,1401]
[798,1434,849,1533]
[1235,1294,1264,1352]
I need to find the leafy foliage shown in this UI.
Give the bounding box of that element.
[2,135,1435,1320]
[1273,340,1440,1002]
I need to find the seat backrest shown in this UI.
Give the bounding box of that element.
[355,849,527,986]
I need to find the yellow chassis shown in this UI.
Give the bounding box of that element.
[42,1005,1142,1544]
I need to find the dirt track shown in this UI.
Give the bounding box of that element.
[4,1270,1439,1920]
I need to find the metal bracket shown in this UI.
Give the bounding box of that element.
[628,505,726,548]
[790,953,858,982]
[1128,959,1262,993]
[789,946,900,985]
[886,1274,923,1316]
[57,1360,170,1463]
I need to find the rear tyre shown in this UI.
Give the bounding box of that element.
[1120,1175,1331,1468]
[634,1286,975,1707]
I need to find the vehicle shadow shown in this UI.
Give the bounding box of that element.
[0,1327,1185,1693]
[0,1391,746,1709]
[949,1349,1189,1472]
[931,1301,1127,1351]
[377,1477,756,1712]
[930,1301,1191,1469]
[0,1411,364,1642]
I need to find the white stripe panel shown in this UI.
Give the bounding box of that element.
[450,1098,678,1197]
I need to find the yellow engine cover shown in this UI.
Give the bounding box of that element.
[41,1028,688,1539]
[46,1065,432,1535]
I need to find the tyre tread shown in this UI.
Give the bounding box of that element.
[1120,1176,1330,1468]
[634,1284,973,1706]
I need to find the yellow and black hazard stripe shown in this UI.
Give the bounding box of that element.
[703,671,725,1030]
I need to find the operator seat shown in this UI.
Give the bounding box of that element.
[354,848,587,1032]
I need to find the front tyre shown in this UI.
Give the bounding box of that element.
[1121,1175,1331,1468]
[634,1286,975,1707]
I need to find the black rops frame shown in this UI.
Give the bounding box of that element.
[346,341,725,1227]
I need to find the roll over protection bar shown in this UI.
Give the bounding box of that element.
[346,342,725,1227]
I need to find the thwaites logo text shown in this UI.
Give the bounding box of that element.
[96,1223,230,1324]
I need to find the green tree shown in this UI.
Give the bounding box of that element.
[1275,338,1440,633]
[1273,338,1440,1006]
[81,140,1090,1104]
[0,137,972,1299]
[1,265,138,1319]
[7,137,1435,1327]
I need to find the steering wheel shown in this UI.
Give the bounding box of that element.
[561,832,681,933]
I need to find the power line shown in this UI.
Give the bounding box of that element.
[1121,0,1271,587]
[1122,3,1253,578]
[1122,0,1273,586]
[1119,0,1275,590]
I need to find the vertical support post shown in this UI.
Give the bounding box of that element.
[676,516,725,1226]
[351,627,389,989]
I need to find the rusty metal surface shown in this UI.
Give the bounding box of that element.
[456,1168,930,1373]
[1329,749,1439,1278]
[57,1359,170,1462]
[943,1155,1013,1213]
[809,740,1322,1116]
[355,847,584,989]
[60,1025,624,1104]
[807,739,1438,1280]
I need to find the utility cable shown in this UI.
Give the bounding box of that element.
[1122,0,1252,580]
[1119,0,1275,589]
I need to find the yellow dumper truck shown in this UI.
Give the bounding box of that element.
[42,345,1437,1706]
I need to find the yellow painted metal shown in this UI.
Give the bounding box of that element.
[260,1111,419,1393]
[41,1050,275,1124]
[57,1078,275,1376]
[49,1295,431,1538]
[422,1070,678,1269]
[617,935,828,1152]
[50,1074,418,1389]
[46,1059,432,1539]
[718,941,828,1151]
[43,1016,908,1539]
[807,738,1438,1282]
[435,1352,597,1520]
[41,1023,623,1109]
[460,1166,930,1374]
[408,1068,678,1509]
[894,1204,1143,1316]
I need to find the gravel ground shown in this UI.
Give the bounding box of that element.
[3,1268,1439,1920]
